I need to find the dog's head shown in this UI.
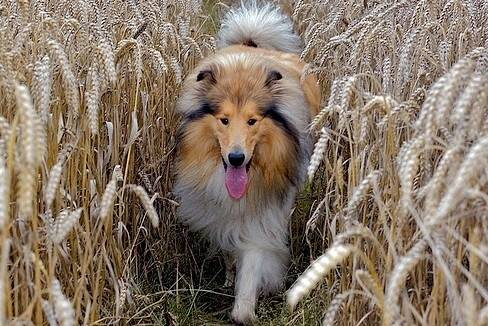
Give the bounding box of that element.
[177,59,301,200]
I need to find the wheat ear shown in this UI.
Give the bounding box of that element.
[48,208,82,245]
[287,244,354,310]
[125,185,159,228]
[50,279,76,326]
[99,165,123,221]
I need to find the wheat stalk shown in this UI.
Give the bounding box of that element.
[307,126,329,181]
[125,185,159,228]
[0,239,10,325]
[44,143,74,210]
[41,300,57,326]
[15,83,44,219]
[99,165,123,222]
[384,239,427,325]
[50,279,76,326]
[47,39,80,114]
[86,64,101,135]
[48,208,82,245]
[287,244,354,310]
[32,55,52,125]
[322,291,354,326]
[0,146,8,230]
[431,136,488,227]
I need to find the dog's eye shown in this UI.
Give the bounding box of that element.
[247,119,257,126]
[220,118,229,125]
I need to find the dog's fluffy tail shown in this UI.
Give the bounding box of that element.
[216,1,301,54]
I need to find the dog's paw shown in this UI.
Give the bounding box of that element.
[231,301,256,325]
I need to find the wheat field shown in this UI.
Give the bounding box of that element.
[0,0,487,325]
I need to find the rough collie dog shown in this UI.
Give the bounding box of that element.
[174,2,320,323]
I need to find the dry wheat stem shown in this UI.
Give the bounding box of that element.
[0,239,10,325]
[0,147,8,230]
[355,269,384,310]
[384,239,427,325]
[322,290,360,326]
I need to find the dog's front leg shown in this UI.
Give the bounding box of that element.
[231,248,287,324]
[231,249,260,324]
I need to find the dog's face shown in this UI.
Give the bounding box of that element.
[177,61,300,201]
[214,99,260,171]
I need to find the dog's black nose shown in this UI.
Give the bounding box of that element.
[228,152,245,167]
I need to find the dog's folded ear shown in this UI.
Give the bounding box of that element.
[196,69,216,83]
[265,70,282,87]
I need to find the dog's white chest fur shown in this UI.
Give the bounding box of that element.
[175,167,295,252]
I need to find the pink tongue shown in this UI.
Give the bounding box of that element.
[225,166,248,199]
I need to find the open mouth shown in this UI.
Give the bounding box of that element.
[222,156,252,200]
